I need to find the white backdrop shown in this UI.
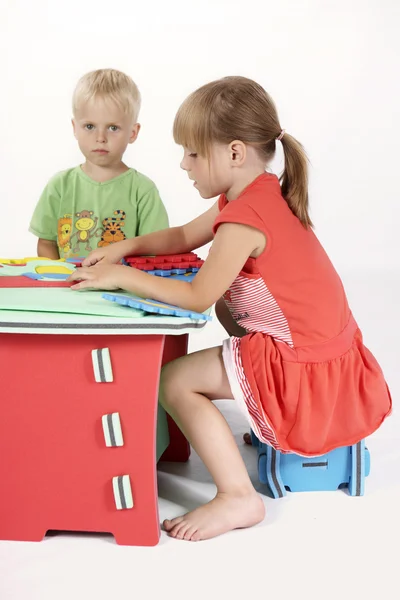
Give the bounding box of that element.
[0,5,399,596]
[1,0,399,434]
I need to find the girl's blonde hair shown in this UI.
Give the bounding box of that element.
[173,76,311,228]
[72,68,141,123]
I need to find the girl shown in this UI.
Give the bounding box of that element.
[68,76,392,542]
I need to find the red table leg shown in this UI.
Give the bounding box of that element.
[0,333,166,546]
[159,334,191,463]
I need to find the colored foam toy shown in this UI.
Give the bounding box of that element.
[0,276,72,288]
[0,256,68,265]
[251,431,370,497]
[0,257,81,287]
[147,271,197,282]
[0,258,76,283]
[124,252,204,272]
[0,254,200,291]
[103,293,212,321]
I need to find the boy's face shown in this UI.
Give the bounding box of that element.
[72,98,140,168]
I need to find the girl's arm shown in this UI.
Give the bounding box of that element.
[83,201,220,266]
[215,297,248,337]
[70,223,266,314]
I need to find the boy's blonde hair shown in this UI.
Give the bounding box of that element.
[72,68,141,123]
[173,76,311,228]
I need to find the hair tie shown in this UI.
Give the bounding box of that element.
[276,129,285,141]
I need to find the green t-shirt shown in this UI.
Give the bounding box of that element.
[29,167,169,258]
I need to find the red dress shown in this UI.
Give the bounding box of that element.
[213,173,391,456]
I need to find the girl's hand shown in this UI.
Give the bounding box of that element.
[67,264,125,291]
[82,242,128,267]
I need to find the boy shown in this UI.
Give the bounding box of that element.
[29,69,169,259]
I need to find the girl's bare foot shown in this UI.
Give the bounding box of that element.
[163,491,265,541]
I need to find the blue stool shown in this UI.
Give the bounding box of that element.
[251,432,370,498]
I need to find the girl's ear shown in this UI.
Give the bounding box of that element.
[229,140,246,166]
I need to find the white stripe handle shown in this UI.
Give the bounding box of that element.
[112,475,134,510]
[92,348,113,383]
[102,413,124,447]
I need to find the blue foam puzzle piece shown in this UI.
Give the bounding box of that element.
[171,268,187,275]
[23,272,70,281]
[65,257,84,264]
[153,269,173,277]
[38,273,70,280]
[147,271,196,282]
[168,273,196,282]
[102,293,212,321]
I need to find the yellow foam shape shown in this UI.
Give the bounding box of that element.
[36,265,73,274]
[140,299,172,309]
[0,257,66,264]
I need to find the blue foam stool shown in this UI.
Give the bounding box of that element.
[251,433,370,498]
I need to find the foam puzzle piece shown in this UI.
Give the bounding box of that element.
[0,257,68,264]
[124,252,204,272]
[0,288,145,318]
[103,293,212,321]
[35,265,73,275]
[0,259,76,280]
[0,276,71,288]
[157,272,196,282]
[0,255,200,287]
[65,258,84,266]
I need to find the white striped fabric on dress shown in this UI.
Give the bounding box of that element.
[232,337,284,451]
[225,275,293,347]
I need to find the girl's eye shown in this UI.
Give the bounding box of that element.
[109,125,119,132]
[85,124,94,130]
[189,153,197,158]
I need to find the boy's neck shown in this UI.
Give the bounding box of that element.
[81,161,130,183]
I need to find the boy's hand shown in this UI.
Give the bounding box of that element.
[67,264,125,291]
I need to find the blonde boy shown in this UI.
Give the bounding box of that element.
[29,69,168,259]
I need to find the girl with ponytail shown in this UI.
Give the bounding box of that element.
[70,76,391,542]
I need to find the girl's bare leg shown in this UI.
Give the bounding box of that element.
[160,346,265,541]
[215,298,252,445]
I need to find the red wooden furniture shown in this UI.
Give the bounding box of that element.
[0,311,205,546]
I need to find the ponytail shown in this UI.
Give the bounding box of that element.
[172,75,312,227]
[279,134,312,228]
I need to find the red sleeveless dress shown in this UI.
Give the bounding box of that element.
[213,173,391,456]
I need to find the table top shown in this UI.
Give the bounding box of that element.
[0,288,210,336]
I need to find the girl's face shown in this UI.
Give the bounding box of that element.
[180,143,233,199]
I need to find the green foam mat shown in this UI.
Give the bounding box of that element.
[0,288,145,318]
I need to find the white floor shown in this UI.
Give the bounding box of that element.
[1,270,399,600]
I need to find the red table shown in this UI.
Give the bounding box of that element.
[0,307,207,546]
